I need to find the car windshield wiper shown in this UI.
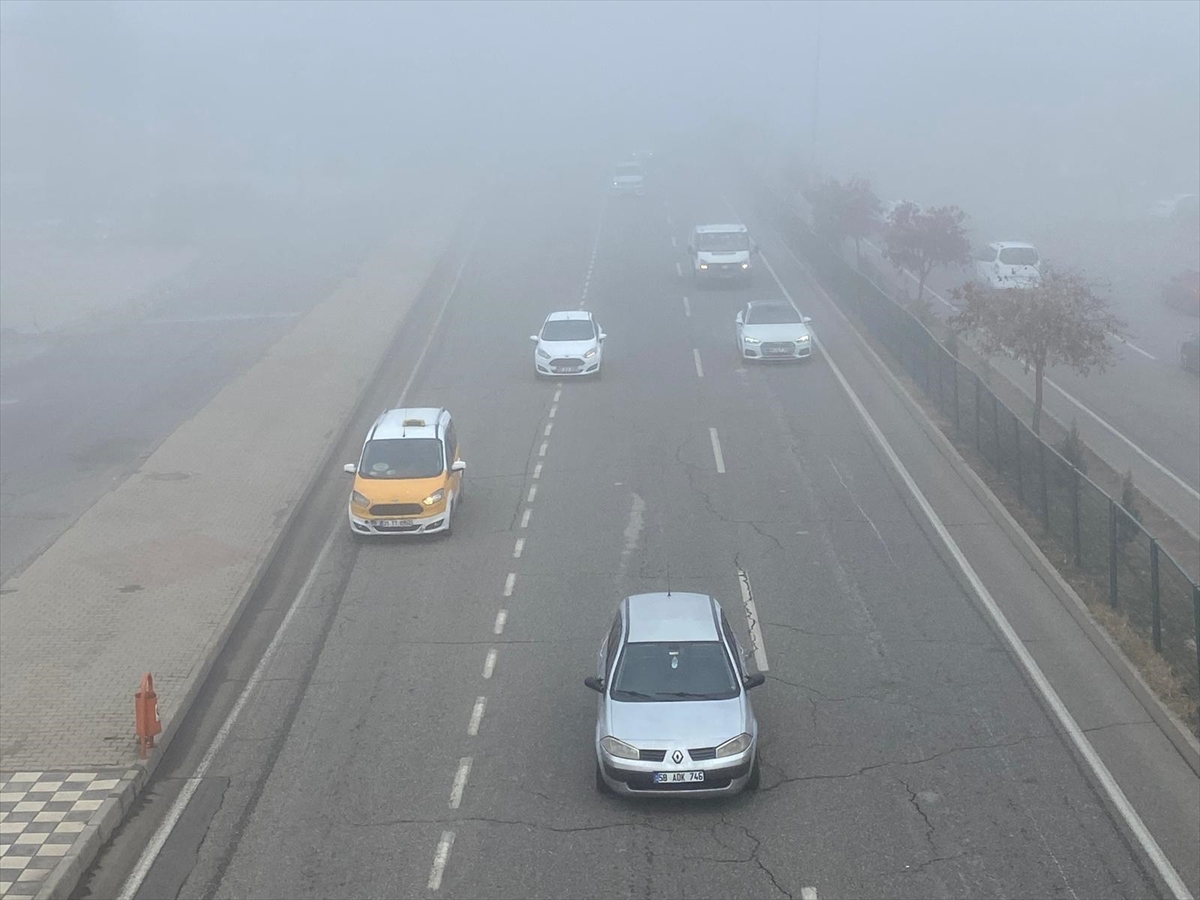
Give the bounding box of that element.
[652,691,724,700]
[612,689,658,701]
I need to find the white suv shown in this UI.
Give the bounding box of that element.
[531,310,606,379]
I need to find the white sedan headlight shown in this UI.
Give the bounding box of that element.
[599,736,639,760]
[422,489,444,507]
[715,733,753,758]
[584,347,597,359]
[536,346,551,360]
[797,335,811,343]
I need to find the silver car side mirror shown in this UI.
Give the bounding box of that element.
[450,460,466,472]
[343,463,357,474]
[530,334,539,342]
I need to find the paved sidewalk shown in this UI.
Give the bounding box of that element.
[0,192,465,898]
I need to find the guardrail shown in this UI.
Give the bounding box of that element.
[766,190,1200,713]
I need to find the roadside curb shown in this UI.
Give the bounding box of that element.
[794,241,1200,777]
[32,206,474,900]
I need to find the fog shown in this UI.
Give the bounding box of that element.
[1,0,1197,273]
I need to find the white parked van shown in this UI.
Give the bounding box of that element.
[610,161,646,196]
[974,241,1042,289]
[688,223,757,285]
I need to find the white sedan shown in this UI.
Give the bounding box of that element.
[735,300,813,361]
[532,310,606,379]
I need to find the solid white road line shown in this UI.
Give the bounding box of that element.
[756,245,1195,900]
[482,648,497,679]
[467,697,486,736]
[493,609,508,634]
[119,526,339,899]
[503,573,516,596]
[539,442,548,457]
[693,348,704,378]
[709,427,726,473]
[449,757,472,809]
[513,538,525,558]
[1112,333,1156,360]
[520,509,531,529]
[737,567,770,672]
[683,296,691,317]
[120,219,489,900]
[774,224,1200,506]
[675,261,683,277]
[427,831,455,891]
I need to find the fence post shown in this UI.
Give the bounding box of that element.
[974,375,982,456]
[1014,415,1024,504]
[924,337,932,396]
[992,392,1001,475]
[1150,539,1161,652]
[937,348,945,412]
[1071,468,1082,568]
[1038,441,1049,531]
[1108,499,1118,609]
[1193,584,1199,711]
[953,362,961,436]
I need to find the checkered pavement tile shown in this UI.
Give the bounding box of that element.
[0,769,136,898]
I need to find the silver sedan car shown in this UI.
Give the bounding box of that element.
[584,592,765,798]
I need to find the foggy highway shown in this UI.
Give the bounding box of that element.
[74,165,1193,900]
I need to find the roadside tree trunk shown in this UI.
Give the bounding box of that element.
[1032,358,1045,435]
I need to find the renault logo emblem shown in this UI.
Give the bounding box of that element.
[671,750,684,764]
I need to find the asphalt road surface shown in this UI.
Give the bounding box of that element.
[77,166,1178,900]
[0,215,375,584]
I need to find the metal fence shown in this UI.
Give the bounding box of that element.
[774,204,1200,707]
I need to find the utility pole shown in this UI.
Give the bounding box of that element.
[811,0,822,183]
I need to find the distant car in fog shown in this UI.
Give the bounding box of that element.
[1148,193,1199,222]
[974,241,1042,289]
[735,300,813,361]
[610,161,646,196]
[1181,333,1200,375]
[531,310,606,379]
[1161,269,1200,316]
[688,223,757,285]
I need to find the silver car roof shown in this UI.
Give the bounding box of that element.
[624,593,720,643]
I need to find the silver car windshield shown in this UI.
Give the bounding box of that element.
[610,641,739,702]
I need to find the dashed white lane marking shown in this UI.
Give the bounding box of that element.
[670,235,678,248]
[539,442,548,457]
[482,649,497,679]
[449,757,472,809]
[0,398,19,406]
[549,404,557,418]
[666,214,673,227]
[580,195,608,308]
[493,609,508,634]
[751,234,1194,900]
[527,485,538,503]
[513,538,525,558]
[683,296,691,317]
[693,348,704,378]
[544,422,553,437]
[533,463,543,479]
[553,387,562,402]
[737,567,770,672]
[675,261,683,277]
[467,697,486,736]
[503,573,515,597]
[427,831,455,891]
[520,508,531,528]
[619,493,646,577]
[709,427,726,473]
[801,889,819,900]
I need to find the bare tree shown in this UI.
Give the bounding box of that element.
[806,175,880,268]
[951,267,1126,435]
[884,202,970,302]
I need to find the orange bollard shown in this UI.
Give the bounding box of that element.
[134,673,162,759]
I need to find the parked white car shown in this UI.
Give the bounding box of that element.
[531,310,606,379]
[974,241,1042,289]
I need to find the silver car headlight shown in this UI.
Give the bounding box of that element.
[743,336,761,344]
[715,733,753,758]
[600,736,639,760]
[351,491,370,509]
[536,346,551,360]
[422,489,444,507]
[584,347,597,359]
[699,263,708,269]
